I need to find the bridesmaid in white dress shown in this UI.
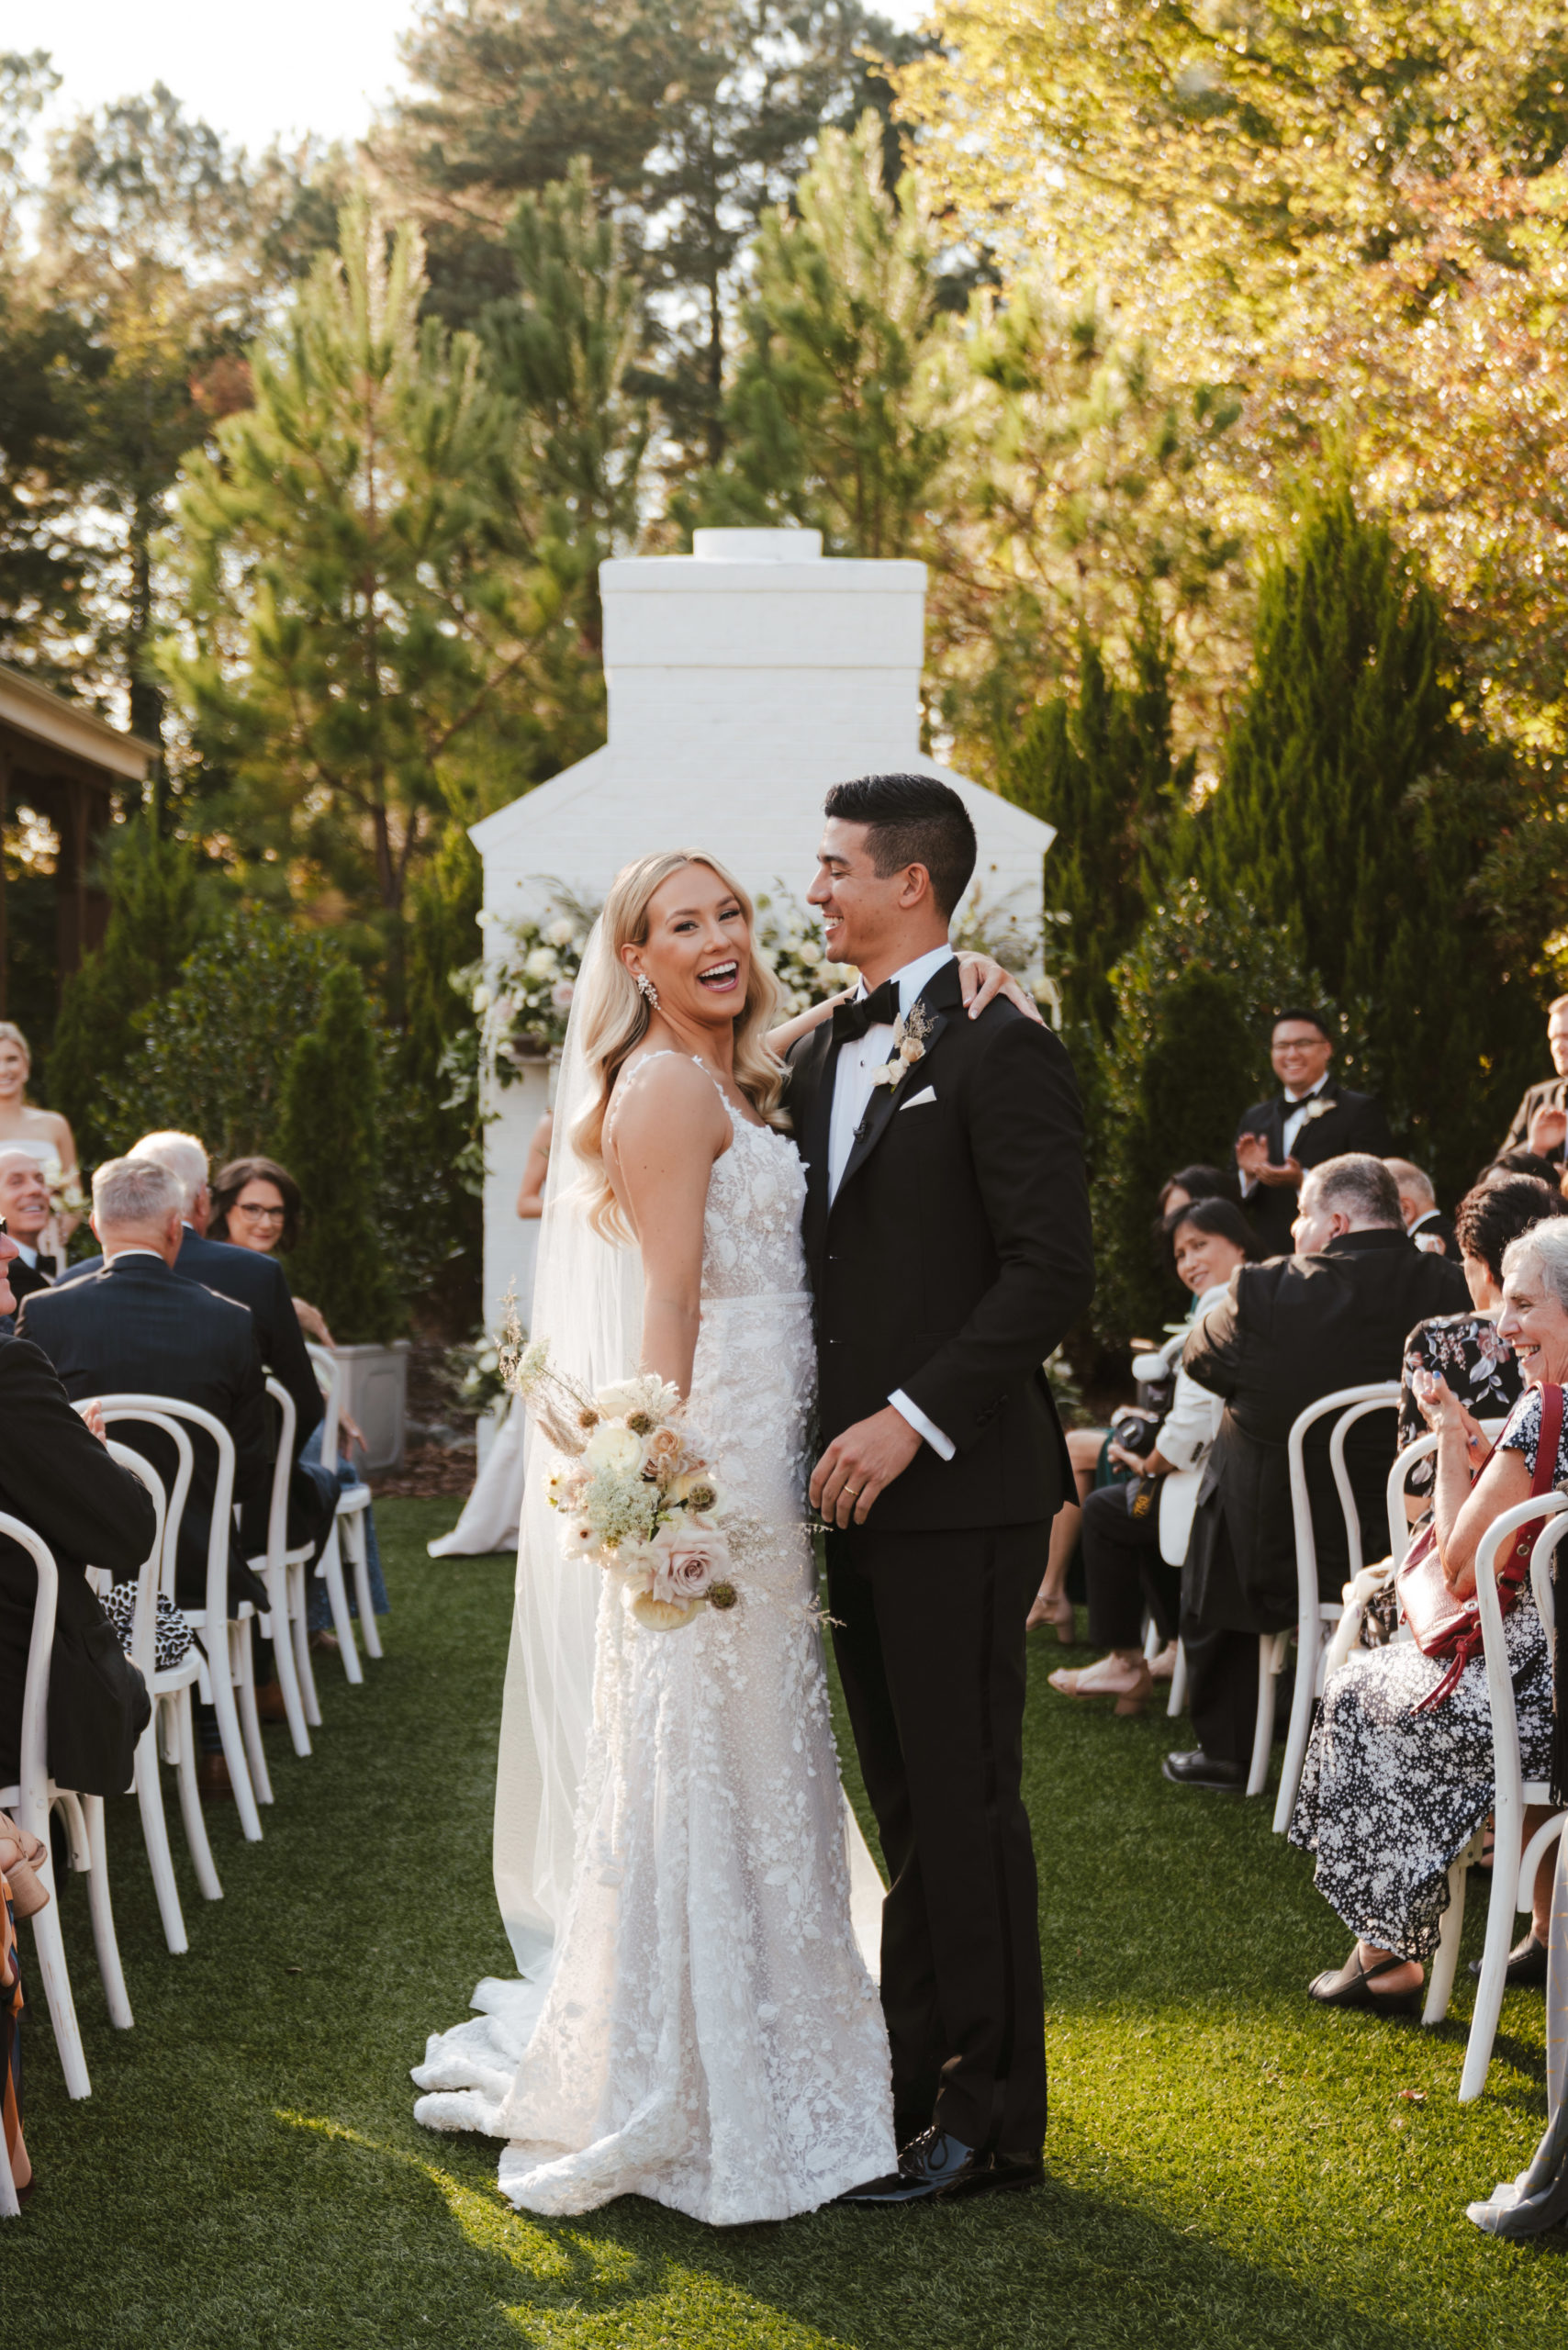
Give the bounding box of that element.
[0,1023,82,1258]
[416,852,899,2221]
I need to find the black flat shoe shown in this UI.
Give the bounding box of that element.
[1162,1750,1245,1792]
[1307,1949,1421,2015]
[836,2129,1044,2207]
[1468,1930,1550,1987]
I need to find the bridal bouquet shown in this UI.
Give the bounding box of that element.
[510,1339,737,1631]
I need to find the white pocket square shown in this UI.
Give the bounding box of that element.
[899,1085,937,1110]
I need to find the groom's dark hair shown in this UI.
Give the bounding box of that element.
[823,773,977,919]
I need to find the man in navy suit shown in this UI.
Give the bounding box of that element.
[59,1130,324,1459]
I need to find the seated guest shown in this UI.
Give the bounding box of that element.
[1170,1153,1469,1790]
[1482,1147,1562,1190]
[0,1218,155,1808]
[1385,1158,1456,1258]
[1028,1165,1242,1641]
[1234,1009,1394,1256]
[1156,1165,1238,1223]
[0,1149,54,1329]
[1396,1177,1567,1506]
[1047,1198,1260,1713]
[61,1131,324,1460]
[1290,1217,1568,2007]
[17,1158,271,1627]
[1499,995,1568,1169]
[210,1152,388,1632]
[0,1020,81,1253]
[210,1157,333,1345]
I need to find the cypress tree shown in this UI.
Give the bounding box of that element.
[1001,615,1191,1040]
[1096,885,1320,1337]
[278,964,401,1345]
[1198,478,1540,1202]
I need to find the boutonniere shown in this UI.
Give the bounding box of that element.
[870,1001,935,1091]
[1298,1095,1338,1125]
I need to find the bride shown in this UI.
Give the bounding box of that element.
[415,848,899,2221]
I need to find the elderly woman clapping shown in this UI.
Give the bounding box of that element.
[1290,1219,1568,2012]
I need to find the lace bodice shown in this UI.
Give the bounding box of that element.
[700,1108,808,1302]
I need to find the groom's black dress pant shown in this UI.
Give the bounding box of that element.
[826,1519,1047,2154]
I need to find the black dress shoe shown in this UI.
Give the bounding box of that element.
[893,2109,932,2154]
[1468,1931,1550,1987]
[836,2129,1044,2206]
[1162,1750,1245,1792]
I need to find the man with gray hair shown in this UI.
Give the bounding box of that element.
[0,1147,55,1324]
[1167,1153,1470,1791]
[17,1155,271,1699]
[1384,1156,1457,1259]
[62,1125,322,1455]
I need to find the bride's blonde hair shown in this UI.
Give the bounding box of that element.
[575,850,785,1238]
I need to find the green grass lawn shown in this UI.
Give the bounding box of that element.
[5,1497,1564,2348]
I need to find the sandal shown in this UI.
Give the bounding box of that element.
[1307,1947,1420,2015]
[1028,1588,1076,1645]
[1047,1654,1152,1717]
[0,1811,50,1919]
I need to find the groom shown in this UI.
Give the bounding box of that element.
[787,772,1093,2204]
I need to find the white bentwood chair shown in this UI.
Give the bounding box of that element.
[1418,1497,1568,2099]
[81,1408,226,1952]
[80,1396,264,1841]
[244,1379,314,1758]
[306,1342,378,1678]
[0,1513,132,2099]
[1271,1382,1403,1833]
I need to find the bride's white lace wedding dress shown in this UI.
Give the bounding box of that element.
[413,1062,895,2221]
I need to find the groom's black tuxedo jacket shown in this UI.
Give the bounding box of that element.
[786,957,1093,1530]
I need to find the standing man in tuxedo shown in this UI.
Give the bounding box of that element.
[787,772,1093,2205]
[1234,1008,1394,1257]
[0,1149,55,1326]
[1499,996,1568,1169]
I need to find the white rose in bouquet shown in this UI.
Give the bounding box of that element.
[583,1422,644,1474]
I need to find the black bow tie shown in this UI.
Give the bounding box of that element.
[833,979,900,1043]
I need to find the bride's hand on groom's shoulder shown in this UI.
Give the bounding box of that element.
[810,1405,924,1528]
[957,954,1044,1024]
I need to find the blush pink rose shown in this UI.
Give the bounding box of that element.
[651,1528,730,1603]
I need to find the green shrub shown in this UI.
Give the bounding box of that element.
[278,963,401,1345]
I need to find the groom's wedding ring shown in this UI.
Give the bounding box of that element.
[844,1485,862,1500]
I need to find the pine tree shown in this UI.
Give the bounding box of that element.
[160,196,561,1003]
[1000,615,1191,1038]
[1095,885,1321,1338]
[278,964,401,1345]
[688,115,952,554]
[1196,479,1541,1204]
[375,0,923,460]
[481,156,652,655]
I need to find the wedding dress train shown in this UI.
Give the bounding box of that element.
[413,1070,895,2221]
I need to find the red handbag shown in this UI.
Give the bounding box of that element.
[1396,1381,1562,1712]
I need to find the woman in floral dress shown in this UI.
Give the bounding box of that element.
[1291,1217,1568,2010]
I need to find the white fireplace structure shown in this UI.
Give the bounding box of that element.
[469,527,1057,1340]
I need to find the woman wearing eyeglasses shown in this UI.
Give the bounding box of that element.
[210,1156,388,1634]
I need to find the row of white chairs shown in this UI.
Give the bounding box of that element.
[0,1344,380,2126]
[1152,1380,1564,2103]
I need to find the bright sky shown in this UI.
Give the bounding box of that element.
[6,0,933,161]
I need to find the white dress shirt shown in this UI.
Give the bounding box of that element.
[1240,1078,1330,1199]
[826,943,957,1462]
[13,1241,38,1270]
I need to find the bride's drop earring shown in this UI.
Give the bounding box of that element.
[636,972,660,1010]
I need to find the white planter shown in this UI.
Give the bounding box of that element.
[334,1339,411,1472]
